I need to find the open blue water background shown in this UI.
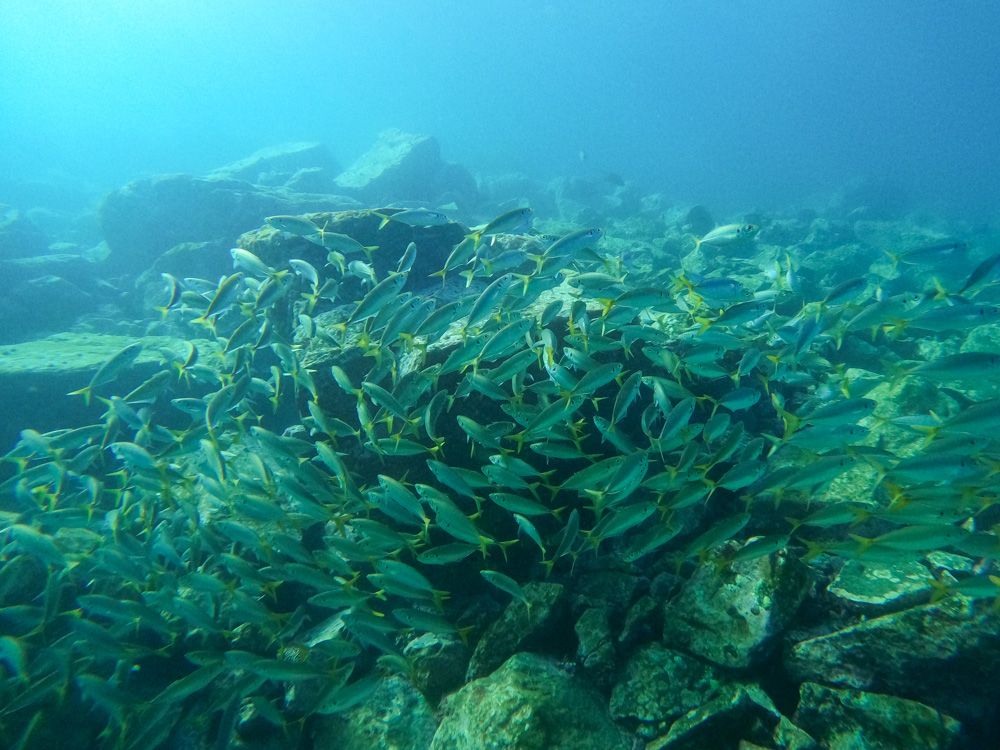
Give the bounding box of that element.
[1,0,997,217]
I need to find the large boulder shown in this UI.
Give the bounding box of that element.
[206,141,341,188]
[793,682,962,750]
[466,581,567,680]
[314,674,437,750]
[0,205,48,258]
[0,333,213,457]
[784,596,1000,726]
[609,643,721,741]
[335,129,478,209]
[662,548,812,669]
[97,173,360,279]
[826,559,936,616]
[644,684,819,750]
[430,652,633,750]
[237,209,467,293]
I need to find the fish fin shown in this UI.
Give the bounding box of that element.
[465,231,483,250]
[884,249,903,271]
[67,386,93,407]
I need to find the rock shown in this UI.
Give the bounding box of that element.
[334,129,478,208]
[237,209,466,294]
[801,217,856,248]
[645,684,819,750]
[136,240,234,314]
[466,581,567,680]
[97,173,358,279]
[609,643,719,739]
[207,142,341,187]
[826,559,935,615]
[574,607,616,691]
[314,674,437,750]
[1,253,102,288]
[285,167,336,194]
[571,569,641,614]
[618,594,660,650]
[0,205,48,259]
[760,218,811,247]
[835,177,911,220]
[0,333,213,455]
[404,633,470,705]
[662,549,812,669]
[0,253,119,344]
[784,596,1000,725]
[5,275,92,336]
[680,205,715,237]
[430,652,633,750]
[793,682,962,750]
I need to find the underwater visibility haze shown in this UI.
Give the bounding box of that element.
[2,2,1000,749]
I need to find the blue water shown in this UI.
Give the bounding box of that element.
[1,0,998,217]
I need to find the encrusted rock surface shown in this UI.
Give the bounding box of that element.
[431,652,633,750]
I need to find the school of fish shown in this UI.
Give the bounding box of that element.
[2,203,999,748]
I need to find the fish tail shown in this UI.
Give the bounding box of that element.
[927,578,952,604]
[671,273,694,296]
[514,273,533,295]
[931,277,952,301]
[784,516,803,534]
[525,252,547,276]
[801,540,831,562]
[884,249,903,271]
[848,533,875,556]
[459,269,477,287]
[67,385,93,407]
[375,213,391,229]
[762,432,784,457]
[465,231,483,250]
[769,393,800,439]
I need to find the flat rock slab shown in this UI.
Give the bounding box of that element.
[0,333,211,456]
[784,596,1000,724]
[645,684,819,750]
[827,559,934,615]
[794,682,961,750]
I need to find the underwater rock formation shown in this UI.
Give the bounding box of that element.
[662,548,812,669]
[206,141,341,187]
[430,652,633,750]
[98,174,357,278]
[0,204,48,258]
[785,596,1000,726]
[334,129,478,209]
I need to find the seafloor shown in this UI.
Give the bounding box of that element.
[1,132,998,750]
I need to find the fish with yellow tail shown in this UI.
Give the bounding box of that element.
[690,223,759,253]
